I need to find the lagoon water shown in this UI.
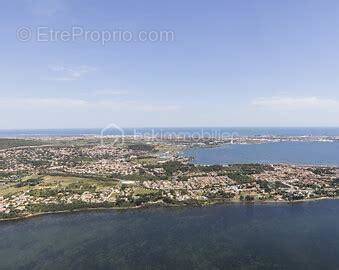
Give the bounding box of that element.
[184,141,339,166]
[1,201,339,269]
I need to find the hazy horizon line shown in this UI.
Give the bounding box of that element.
[1,126,339,131]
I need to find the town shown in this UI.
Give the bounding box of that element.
[0,136,338,220]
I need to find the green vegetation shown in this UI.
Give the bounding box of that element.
[26,201,116,213]
[226,172,252,184]
[15,177,42,188]
[131,191,163,206]
[127,143,154,151]
[67,182,96,191]
[112,173,157,181]
[160,161,195,176]
[133,156,158,165]
[207,190,235,199]
[307,167,335,176]
[133,187,159,196]
[29,188,60,197]
[143,160,196,178]
[197,165,224,172]
[257,180,289,192]
[228,164,274,174]
[0,138,46,150]
[333,178,339,185]
[0,211,19,219]
[240,194,255,201]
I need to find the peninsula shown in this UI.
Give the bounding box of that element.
[1,135,338,220]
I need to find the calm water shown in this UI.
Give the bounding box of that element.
[1,201,339,269]
[184,141,339,166]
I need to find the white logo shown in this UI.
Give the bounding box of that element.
[100,123,124,146]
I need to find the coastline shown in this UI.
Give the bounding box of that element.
[0,205,143,222]
[1,135,338,223]
[1,196,338,223]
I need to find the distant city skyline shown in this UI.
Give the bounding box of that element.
[1,0,339,128]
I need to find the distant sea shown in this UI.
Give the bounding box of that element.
[0,127,339,137]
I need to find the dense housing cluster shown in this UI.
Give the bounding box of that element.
[0,137,338,220]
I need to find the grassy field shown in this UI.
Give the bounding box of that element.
[0,175,120,197]
[133,187,159,196]
[0,139,47,150]
[133,157,159,165]
[0,185,31,197]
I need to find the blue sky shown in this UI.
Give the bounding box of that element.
[1,0,339,129]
